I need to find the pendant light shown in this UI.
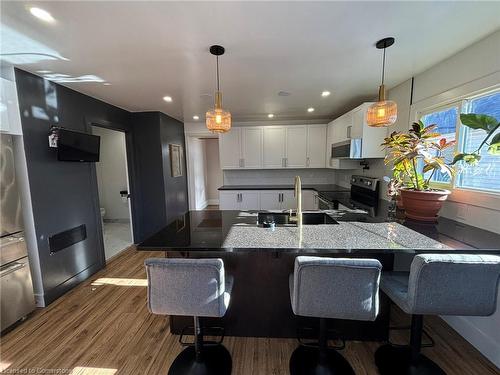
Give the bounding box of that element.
[367,37,397,127]
[206,45,231,133]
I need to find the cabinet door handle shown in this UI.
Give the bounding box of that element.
[306,157,310,167]
[281,158,285,168]
[285,158,288,167]
[347,125,352,139]
[240,193,243,202]
[241,159,245,168]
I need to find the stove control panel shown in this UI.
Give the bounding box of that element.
[350,175,379,191]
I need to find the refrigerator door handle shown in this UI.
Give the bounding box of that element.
[0,262,26,278]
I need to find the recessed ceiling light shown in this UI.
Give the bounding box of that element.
[36,70,52,74]
[321,91,331,97]
[193,115,199,120]
[103,82,111,86]
[29,7,55,23]
[163,96,172,102]
[268,114,274,118]
[307,107,315,113]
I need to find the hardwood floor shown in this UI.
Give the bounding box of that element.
[1,247,497,375]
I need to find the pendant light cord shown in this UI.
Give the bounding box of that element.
[216,55,220,92]
[381,46,386,85]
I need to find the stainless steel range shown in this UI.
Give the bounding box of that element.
[1,134,36,332]
[318,175,380,216]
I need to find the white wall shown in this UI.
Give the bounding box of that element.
[91,127,130,220]
[188,137,208,209]
[204,138,222,204]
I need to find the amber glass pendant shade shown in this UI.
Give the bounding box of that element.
[206,92,231,133]
[206,45,231,133]
[367,85,397,127]
[367,37,397,128]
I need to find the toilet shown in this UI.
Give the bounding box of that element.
[100,207,106,231]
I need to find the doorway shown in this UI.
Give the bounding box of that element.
[187,136,223,210]
[91,126,133,260]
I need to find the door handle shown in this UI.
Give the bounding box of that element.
[306,157,310,167]
[347,126,352,139]
[0,262,26,277]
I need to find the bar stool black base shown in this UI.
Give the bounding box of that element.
[375,344,446,375]
[290,345,355,375]
[168,344,232,375]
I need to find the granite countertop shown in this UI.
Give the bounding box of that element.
[218,184,350,193]
[137,210,500,253]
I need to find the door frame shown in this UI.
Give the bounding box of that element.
[85,118,139,265]
[185,132,219,210]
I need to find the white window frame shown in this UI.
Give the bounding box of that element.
[409,72,500,210]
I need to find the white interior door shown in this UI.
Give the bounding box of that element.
[219,129,241,169]
[285,126,307,168]
[263,127,286,168]
[241,127,263,168]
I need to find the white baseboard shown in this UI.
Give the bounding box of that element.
[195,200,208,210]
[442,315,500,369]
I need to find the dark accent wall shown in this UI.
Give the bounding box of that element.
[14,69,188,305]
[130,112,188,241]
[160,113,189,221]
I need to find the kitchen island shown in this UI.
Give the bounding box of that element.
[137,209,500,340]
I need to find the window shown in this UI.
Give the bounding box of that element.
[418,89,500,194]
[420,106,459,184]
[456,92,500,192]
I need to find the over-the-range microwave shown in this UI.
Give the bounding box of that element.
[331,139,362,159]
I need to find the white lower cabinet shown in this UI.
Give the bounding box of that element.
[219,191,260,210]
[220,189,319,210]
[302,190,318,210]
[259,191,283,210]
[239,191,260,210]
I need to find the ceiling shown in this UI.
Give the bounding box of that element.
[1,1,499,122]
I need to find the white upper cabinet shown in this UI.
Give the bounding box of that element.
[219,128,242,169]
[219,124,328,170]
[263,127,286,168]
[307,125,326,168]
[241,127,263,168]
[285,126,307,168]
[326,103,387,161]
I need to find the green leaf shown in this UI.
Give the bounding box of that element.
[460,114,498,132]
[487,133,500,155]
[451,153,466,165]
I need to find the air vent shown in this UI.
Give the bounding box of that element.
[48,224,87,254]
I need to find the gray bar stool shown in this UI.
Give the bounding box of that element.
[289,256,382,375]
[145,258,233,375]
[375,254,500,375]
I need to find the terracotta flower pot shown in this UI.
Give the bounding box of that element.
[400,188,451,222]
[396,194,404,209]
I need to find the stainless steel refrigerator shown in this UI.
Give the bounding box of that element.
[1,134,35,331]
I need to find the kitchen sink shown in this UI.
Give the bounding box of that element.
[257,212,339,226]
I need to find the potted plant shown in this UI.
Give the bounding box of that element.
[382,121,456,221]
